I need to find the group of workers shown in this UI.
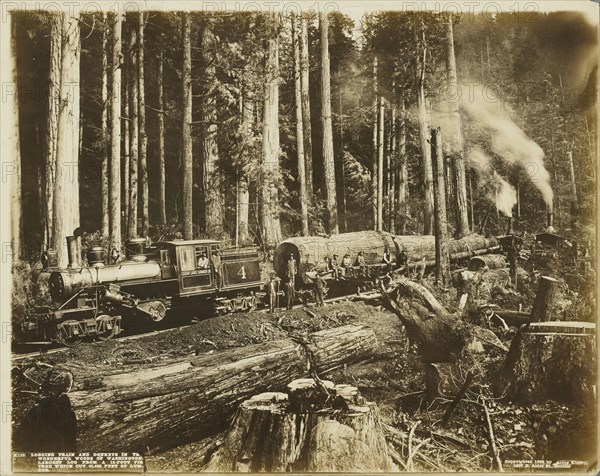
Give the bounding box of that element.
[267,247,394,313]
[197,249,222,287]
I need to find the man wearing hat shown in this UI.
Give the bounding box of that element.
[330,254,340,279]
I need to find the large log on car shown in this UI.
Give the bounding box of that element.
[273,231,499,281]
[53,325,377,452]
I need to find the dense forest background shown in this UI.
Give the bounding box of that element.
[11,8,598,261]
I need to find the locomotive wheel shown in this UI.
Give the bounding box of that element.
[247,295,257,312]
[95,314,117,342]
[56,320,84,347]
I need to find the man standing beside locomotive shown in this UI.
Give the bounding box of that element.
[268,274,278,313]
[314,273,327,307]
[212,250,222,288]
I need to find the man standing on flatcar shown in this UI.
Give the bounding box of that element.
[287,254,297,286]
[356,251,367,276]
[342,253,353,277]
[330,254,340,279]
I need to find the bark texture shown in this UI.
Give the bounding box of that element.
[101,14,110,238]
[59,325,377,452]
[127,21,139,239]
[45,15,61,249]
[138,12,149,237]
[181,12,193,239]
[300,16,313,200]
[157,46,166,225]
[293,13,309,236]
[206,381,393,472]
[54,10,81,267]
[201,24,225,237]
[431,127,451,287]
[320,12,338,234]
[446,14,470,237]
[110,12,122,261]
[497,322,596,404]
[416,24,434,235]
[261,15,283,247]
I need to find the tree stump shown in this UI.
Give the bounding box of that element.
[496,321,596,404]
[531,276,559,322]
[205,379,394,472]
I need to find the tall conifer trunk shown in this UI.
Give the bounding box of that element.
[157,46,166,225]
[110,12,123,262]
[201,23,225,238]
[54,9,81,267]
[127,20,139,238]
[446,14,469,237]
[138,12,149,237]
[101,13,110,237]
[45,15,61,249]
[300,16,313,201]
[416,23,434,235]
[182,12,193,240]
[293,13,309,236]
[320,12,338,234]
[260,13,283,247]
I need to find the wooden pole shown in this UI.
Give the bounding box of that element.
[567,150,579,224]
[372,57,378,230]
[377,96,384,231]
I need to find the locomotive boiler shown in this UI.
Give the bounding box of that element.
[19,237,263,344]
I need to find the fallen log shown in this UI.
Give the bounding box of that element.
[205,379,394,472]
[468,254,507,271]
[380,279,505,364]
[18,325,377,453]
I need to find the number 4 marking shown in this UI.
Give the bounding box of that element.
[238,266,247,279]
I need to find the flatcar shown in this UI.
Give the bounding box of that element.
[18,237,263,345]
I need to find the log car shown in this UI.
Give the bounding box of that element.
[273,231,501,291]
[18,238,263,344]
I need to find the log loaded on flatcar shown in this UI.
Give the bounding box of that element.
[17,237,263,345]
[273,230,500,300]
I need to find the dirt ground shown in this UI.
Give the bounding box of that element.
[12,265,597,472]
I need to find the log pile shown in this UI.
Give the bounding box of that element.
[17,325,378,453]
[204,378,394,472]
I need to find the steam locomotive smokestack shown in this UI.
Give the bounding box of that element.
[506,216,513,235]
[66,236,80,268]
[546,211,555,233]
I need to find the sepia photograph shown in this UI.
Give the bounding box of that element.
[0,0,598,473]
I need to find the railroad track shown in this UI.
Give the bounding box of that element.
[12,291,383,362]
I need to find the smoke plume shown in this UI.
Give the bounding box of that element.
[467,146,517,217]
[460,84,554,211]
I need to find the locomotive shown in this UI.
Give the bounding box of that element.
[18,236,263,345]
